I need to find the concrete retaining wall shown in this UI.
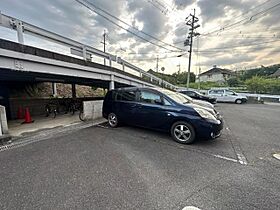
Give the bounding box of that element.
[0,105,9,135]
[83,100,103,121]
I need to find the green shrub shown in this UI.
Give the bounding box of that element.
[245,76,280,94]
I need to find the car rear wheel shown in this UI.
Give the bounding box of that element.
[171,121,195,144]
[108,113,118,128]
[235,99,242,104]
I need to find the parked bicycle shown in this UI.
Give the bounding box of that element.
[79,104,85,121]
[45,102,59,118]
[45,98,85,120]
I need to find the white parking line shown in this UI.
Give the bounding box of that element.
[273,153,280,161]
[223,122,248,165]
[182,206,201,210]
[213,154,239,163]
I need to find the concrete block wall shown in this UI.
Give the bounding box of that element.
[0,105,9,135]
[83,100,103,121]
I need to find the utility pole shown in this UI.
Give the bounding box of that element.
[101,30,106,65]
[177,64,181,74]
[198,67,201,91]
[185,9,200,89]
[156,55,159,73]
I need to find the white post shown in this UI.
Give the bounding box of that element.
[16,20,24,44]
[82,45,87,60]
[0,117,2,136]
[0,105,8,135]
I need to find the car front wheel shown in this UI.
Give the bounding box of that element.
[108,113,119,128]
[235,99,242,104]
[171,121,195,144]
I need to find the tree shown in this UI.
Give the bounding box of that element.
[227,77,240,87]
[245,76,280,94]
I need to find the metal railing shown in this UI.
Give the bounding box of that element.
[0,12,176,89]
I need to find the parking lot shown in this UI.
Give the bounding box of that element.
[0,103,279,209]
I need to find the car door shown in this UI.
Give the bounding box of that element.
[114,90,139,125]
[209,90,225,102]
[135,90,173,130]
[224,90,237,102]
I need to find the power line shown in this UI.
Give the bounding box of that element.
[198,39,280,51]
[202,0,274,35]
[202,1,280,36]
[126,50,184,55]
[126,54,186,61]
[75,0,184,51]
[144,0,169,15]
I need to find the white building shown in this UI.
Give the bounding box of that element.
[198,65,235,83]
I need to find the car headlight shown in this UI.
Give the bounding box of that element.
[194,108,217,121]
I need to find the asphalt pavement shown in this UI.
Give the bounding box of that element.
[0,103,279,210]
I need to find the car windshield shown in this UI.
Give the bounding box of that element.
[160,89,191,104]
[194,91,203,96]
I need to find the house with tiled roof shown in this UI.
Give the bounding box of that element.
[198,65,235,83]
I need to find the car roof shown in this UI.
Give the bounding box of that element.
[115,86,166,92]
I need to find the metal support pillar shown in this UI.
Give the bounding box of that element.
[122,62,125,71]
[71,84,76,98]
[109,75,115,90]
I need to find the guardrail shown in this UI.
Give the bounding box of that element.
[239,93,280,101]
[0,12,176,89]
[177,87,280,101]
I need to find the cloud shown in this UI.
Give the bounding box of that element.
[0,0,279,74]
[200,53,254,68]
[174,0,195,10]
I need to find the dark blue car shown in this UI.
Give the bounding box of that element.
[102,87,223,144]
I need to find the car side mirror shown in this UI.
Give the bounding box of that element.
[155,99,163,105]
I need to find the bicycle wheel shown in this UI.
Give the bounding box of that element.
[79,110,85,121]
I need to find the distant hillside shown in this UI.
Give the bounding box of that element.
[239,64,280,80]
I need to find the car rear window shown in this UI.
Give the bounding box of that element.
[209,90,224,94]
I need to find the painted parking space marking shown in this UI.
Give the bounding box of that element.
[273,153,280,160]
[213,154,239,163]
[182,206,201,210]
[223,121,248,165]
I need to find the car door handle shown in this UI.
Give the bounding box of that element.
[131,104,142,108]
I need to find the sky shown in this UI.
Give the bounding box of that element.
[0,0,280,75]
